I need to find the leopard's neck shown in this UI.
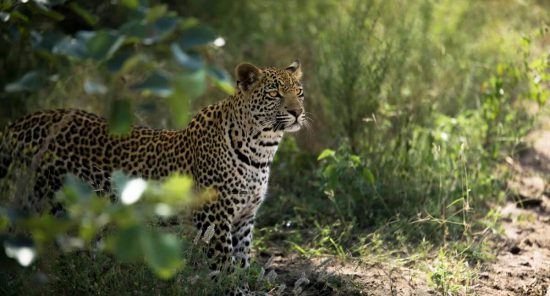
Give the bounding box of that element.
[223,97,283,170]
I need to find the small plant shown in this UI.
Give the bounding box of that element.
[427,249,475,295]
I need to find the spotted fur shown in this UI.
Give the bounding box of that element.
[0,61,305,270]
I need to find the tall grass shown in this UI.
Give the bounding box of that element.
[257,0,548,271]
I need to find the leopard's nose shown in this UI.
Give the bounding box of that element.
[287,109,302,119]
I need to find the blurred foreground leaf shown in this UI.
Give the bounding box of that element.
[110,225,142,262]
[57,174,94,204]
[171,43,204,70]
[68,2,99,26]
[86,31,125,60]
[131,72,172,97]
[52,32,92,59]
[169,69,206,127]
[53,31,124,60]
[21,215,71,244]
[317,149,335,161]
[178,26,217,49]
[108,99,133,135]
[4,71,46,92]
[142,230,183,279]
[83,79,107,95]
[159,174,193,203]
[108,225,183,279]
[120,16,179,45]
[362,167,375,186]
[208,66,234,95]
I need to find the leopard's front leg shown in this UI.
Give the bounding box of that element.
[193,198,236,272]
[232,215,255,269]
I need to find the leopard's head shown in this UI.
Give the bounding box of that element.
[235,61,305,133]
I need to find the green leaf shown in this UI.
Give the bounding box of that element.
[32,30,66,52]
[145,5,168,23]
[4,71,46,92]
[167,89,190,128]
[0,217,7,233]
[52,31,124,60]
[110,225,143,262]
[30,2,65,21]
[362,167,375,185]
[121,0,139,9]
[52,33,91,59]
[208,66,234,95]
[290,242,308,255]
[174,70,206,101]
[106,48,141,73]
[317,149,336,161]
[62,174,94,200]
[170,43,204,70]
[37,0,68,5]
[137,101,157,114]
[10,11,29,23]
[83,79,107,95]
[111,170,132,198]
[56,174,94,207]
[68,2,99,26]
[119,20,147,42]
[6,208,29,224]
[161,174,193,203]
[108,99,133,135]
[119,17,178,45]
[0,12,10,22]
[178,25,217,49]
[86,31,125,60]
[142,230,183,279]
[131,72,172,97]
[169,70,206,127]
[151,16,178,39]
[21,215,71,244]
[350,155,361,165]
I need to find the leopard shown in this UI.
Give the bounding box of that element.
[0,61,305,271]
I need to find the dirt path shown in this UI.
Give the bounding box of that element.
[473,121,550,295]
[258,117,550,295]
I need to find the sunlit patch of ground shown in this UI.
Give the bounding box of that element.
[256,251,430,295]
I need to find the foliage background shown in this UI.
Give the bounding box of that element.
[0,0,548,294]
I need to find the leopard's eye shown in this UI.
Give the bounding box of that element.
[293,88,302,95]
[268,90,279,97]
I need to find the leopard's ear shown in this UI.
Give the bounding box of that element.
[235,62,263,93]
[285,60,302,80]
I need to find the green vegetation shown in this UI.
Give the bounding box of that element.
[1,0,548,294]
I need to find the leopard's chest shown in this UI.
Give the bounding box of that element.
[193,145,269,196]
[228,167,270,222]
[217,155,271,218]
[188,119,279,220]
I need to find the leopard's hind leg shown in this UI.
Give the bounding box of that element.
[28,168,61,215]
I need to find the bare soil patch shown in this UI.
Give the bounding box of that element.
[473,122,550,296]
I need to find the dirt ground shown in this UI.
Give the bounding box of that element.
[258,119,550,295]
[473,125,550,296]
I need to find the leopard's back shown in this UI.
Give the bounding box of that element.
[1,109,191,212]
